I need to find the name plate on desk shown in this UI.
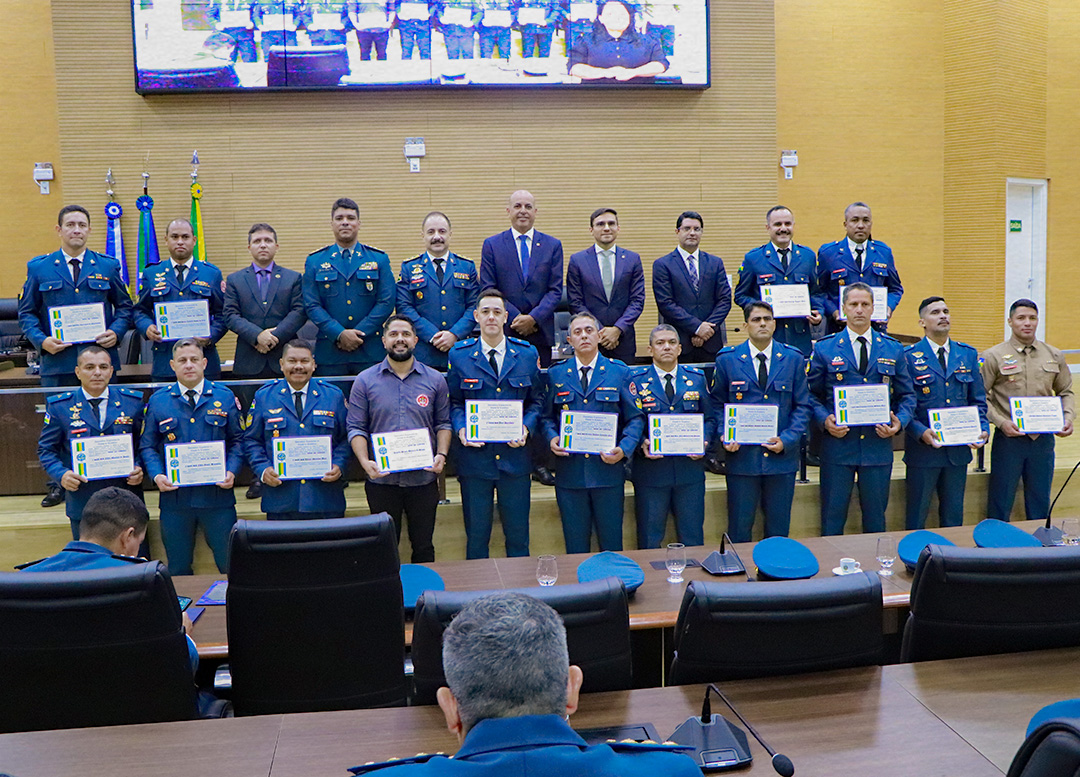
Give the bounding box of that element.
[50,302,106,344]
[71,434,134,480]
[760,284,810,319]
[155,300,210,340]
[1011,396,1065,434]
[465,400,523,443]
[274,435,332,479]
[723,404,778,445]
[559,410,617,454]
[648,413,704,455]
[833,384,890,426]
[166,440,226,486]
[373,428,434,473]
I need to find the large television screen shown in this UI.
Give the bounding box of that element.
[132,0,709,91]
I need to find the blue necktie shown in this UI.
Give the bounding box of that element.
[518,234,530,278]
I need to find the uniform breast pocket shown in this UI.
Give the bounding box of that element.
[188,283,212,298]
[594,388,620,406]
[876,361,896,377]
[355,269,378,294]
[827,362,846,376]
[831,269,848,282]
[157,417,179,434]
[203,414,227,434]
[112,420,134,434]
[682,400,700,412]
[771,381,792,394]
[315,270,340,297]
[756,274,776,285]
[265,418,287,433]
[1043,362,1061,375]
[86,277,111,292]
[150,285,171,298]
[792,274,810,284]
[459,377,486,392]
[452,275,474,290]
[913,373,935,388]
[508,375,532,394]
[312,415,336,431]
[871,264,889,278]
[39,280,64,296]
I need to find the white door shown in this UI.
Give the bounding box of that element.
[1004,178,1048,340]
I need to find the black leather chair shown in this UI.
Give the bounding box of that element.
[901,544,1080,663]
[1008,718,1080,777]
[225,514,407,715]
[411,576,631,705]
[0,562,197,733]
[266,45,349,87]
[138,65,240,90]
[668,573,883,685]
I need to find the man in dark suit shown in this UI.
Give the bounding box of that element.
[223,222,307,380]
[652,210,732,364]
[479,190,563,368]
[566,207,645,364]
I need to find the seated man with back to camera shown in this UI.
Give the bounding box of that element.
[348,591,700,776]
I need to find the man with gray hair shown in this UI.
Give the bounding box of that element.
[348,592,700,776]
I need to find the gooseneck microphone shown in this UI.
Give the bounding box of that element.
[707,684,794,777]
[1036,457,1080,545]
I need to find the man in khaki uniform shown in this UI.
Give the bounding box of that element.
[980,298,1074,522]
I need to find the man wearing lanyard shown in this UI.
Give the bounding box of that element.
[448,289,544,559]
[347,315,452,563]
[244,339,350,521]
[980,298,1074,522]
[807,283,915,535]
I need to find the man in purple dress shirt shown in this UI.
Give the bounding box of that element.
[347,315,452,562]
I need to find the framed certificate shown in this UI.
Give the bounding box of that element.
[482,9,512,25]
[722,404,778,445]
[165,440,226,486]
[928,406,983,445]
[442,7,472,25]
[648,414,705,456]
[559,410,618,454]
[518,7,547,24]
[272,436,332,480]
[397,2,430,20]
[155,300,210,340]
[1011,396,1065,434]
[372,428,434,473]
[465,400,523,443]
[833,384,891,426]
[760,284,810,319]
[838,286,888,322]
[71,434,134,480]
[49,303,106,344]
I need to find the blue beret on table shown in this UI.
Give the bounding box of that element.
[753,536,819,580]
[577,551,645,595]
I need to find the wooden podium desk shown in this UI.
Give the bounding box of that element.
[4,647,1077,777]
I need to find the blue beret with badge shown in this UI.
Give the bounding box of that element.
[400,564,446,615]
[752,536,819,580]
[577,551,645,595]
[972,519,1043,548]
[898,530,956,573]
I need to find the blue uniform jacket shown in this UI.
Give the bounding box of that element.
[447,337,545,479]
[480,229,563,348]
[710,341,812,476]
[903,337,989,468]
[18,541,143,572]
[134,260,228,379]
[628,364,711,486]
[566,245,645,362]
[652,249,731,355]
[242,378,350,514]
[302,243,395,366]
[38,387,145,520]
[396,252,479,370]
[347,714,700,777]
[816,238,903,323]
[222,264,307,376]
[734,242,823,356]
[541,355,644,488]
[141,381,245,510]
[807,331,916,466]
[18,250,134,377]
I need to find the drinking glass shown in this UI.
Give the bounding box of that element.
[876,535,896,577]
[666,543,687,583]
[1061,518,1080,546]
[536,555,558,586]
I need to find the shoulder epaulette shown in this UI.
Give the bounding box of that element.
[14,556,48,570]
[46,392,74,404]
[605,739,695,754]
[629,365,651,377]
[879,333,901,344]
[816,332,839,343]
[683,365,705,375]
[453,337,477,350]
[718,345,737,354]
[359,243,389,257]
[608,358,628,368]
[774,343,803,357]
[118,387,143,400]
[347,752,447,775]
[507,336,529,347]
[954,340,977,352]
[451,252,476,264]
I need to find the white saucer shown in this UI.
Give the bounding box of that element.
[832,566,862,576]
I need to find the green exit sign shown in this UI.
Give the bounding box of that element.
[1009,220,1023,232]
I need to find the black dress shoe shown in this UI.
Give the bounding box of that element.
[41,484,65,508]
[245,480,262,499]
[705,455,726,476]
[805,452,821,467]
[532,466,556,486]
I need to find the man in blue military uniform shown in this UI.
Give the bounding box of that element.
[210,0,258,62]
[305,0,350,46]
[808,283,915,535]
[477,0,514,57]
[253,0,302,58]
[712,302,813,542]
[629,325,711,548]
[397,211,479,371]
[734,205,823,357]
[141,339,245,575]
[134,218,228,382]
[347,592,699,777]
[19,204,134,387]
[543,312,644,553]
[448,289,544,558]
[243,339,350,520]
[303,197,395,377]
[38,345,145,540]
[437,0,480,58]
[395,0,433,59]
[516,0,559,57]
[346,0,393,59]
[817,202,903,334]
[652,210,731,364]
[566,207,645,364]
[903,296,988,530]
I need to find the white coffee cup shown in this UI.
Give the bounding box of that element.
[840,557,861,574]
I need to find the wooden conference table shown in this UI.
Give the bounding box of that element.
[2,646,1078,776]
[178,520,1005,662]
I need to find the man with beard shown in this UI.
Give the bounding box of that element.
[243,339,350,520]
[347,315,452,562]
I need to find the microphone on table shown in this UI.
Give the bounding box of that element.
[668,683,794,775]
[1035,458,1080,546]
